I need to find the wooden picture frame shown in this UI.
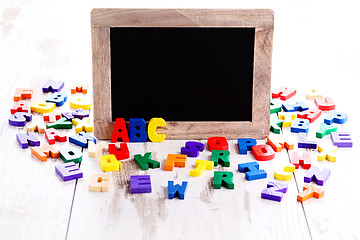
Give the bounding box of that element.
[91,8,274,140]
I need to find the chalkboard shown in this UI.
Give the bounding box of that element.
[110,27,254,121]
[92,9,274,140]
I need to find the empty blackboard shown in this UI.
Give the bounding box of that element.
[92,8,274,139]
[110,27,254,122]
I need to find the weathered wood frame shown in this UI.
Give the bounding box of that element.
[91,8,274,140]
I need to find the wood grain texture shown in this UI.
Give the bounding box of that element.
[67,139,311,240]
[91,9,273,140]
[3,1,360,239]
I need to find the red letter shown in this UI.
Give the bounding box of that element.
[208,137,228,151]
[251,145,275,161]
[111,118,129,143]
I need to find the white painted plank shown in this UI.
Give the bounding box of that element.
[67,138,311,240]
[280,89,360,239]
[0,0,87,236]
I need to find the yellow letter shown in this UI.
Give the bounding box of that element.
[148,117,166,142]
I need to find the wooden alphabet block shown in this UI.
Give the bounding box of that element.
[274,164,295,181]
[89,174,110,192]
[70,97,92,110]
[297,183,324,202]
[208,136,228,151]
[72,117,93,133]
[314,96,335,111]
[168,181,188,199]
[272,86,296,100]
[71,82,88,94]
[14,88,33,101]
[164,154,187,171]
[31,102,56,113]
[214,171,234,189]
[148,117,166,142]
[190,160,214,177]
[31,144,59,162]
[11,100,30,114]
[99,154,122,172]
[291,151,311,169]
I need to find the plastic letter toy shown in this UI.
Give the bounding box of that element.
[88,141,107,158]
[168,181,188,200]
[47,117,72,129]
[59,147,82,163]
[297,183,324,202]
[71,82,88,94]
[69,132,97,148]
[72,117,93,133]
[267,135,283,152]
[297,108,321,123]
[42,80,64,93]
[129,118,148,142]
[272,86,296,100]
[282,101,309,112]
[89,174,110,192]
[61,112,74,120]
[9,112,32,127]
[324,111,348,125]
[291,119,310,133]
[55,162,83,181]
[72,108,90,119]
[11,100,30,114]
[316,123,337,139]
[305,89,323,100]
[108,143,129,160]
[208,137,228,151]
[46,92,67,107]
[298,133,317,149]
[214,171,234,189]
[43,112,62,123]
[99,154,122,172]
[261,181,288,202]
[314,96,335,111]
[31,101,56,113]
[130,175,151,194]
[164,154,187,171]
[270,99,282,114]
[70,97,92,110]
[14,88,33,101]
[27,117,45,133]
[238,161,267,181]
[16,132,40,149]
[277,135,295,150]
[304,166,331,186]
[111,118,129,143]
[238,138,257,154]
[270,118,284,134]
[134,152,160,170]
[291,151,311,169]
[251,145,275,161]
[274,164,295,181]
[45,128,67,144]
[148,117,166,142]
[31,144,59,162]
[181,141,205,157]
[317,144,337,162]
[278,113,297,127]
[190,160,214,177]
[331,132,353,148]
[211,150,230,167]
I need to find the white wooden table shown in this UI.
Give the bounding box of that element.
[1,1,360,239]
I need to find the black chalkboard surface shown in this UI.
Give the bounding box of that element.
[110,27,255,121]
